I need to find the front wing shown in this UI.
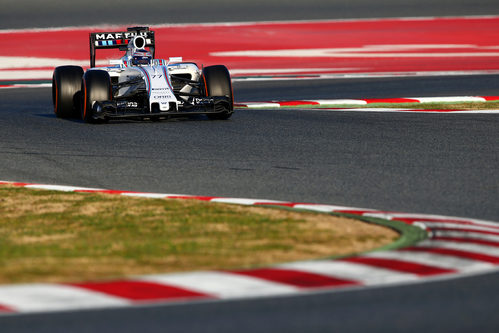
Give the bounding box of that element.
[91,96,232,120]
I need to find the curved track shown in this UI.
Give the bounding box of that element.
[1,76,498,221]
[1,1,499,331]
[1,76,499,332]
[2,0,499,29]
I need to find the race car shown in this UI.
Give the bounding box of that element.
[52,26,233,122]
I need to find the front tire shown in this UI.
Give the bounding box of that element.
[52,66,83,118]
[202,65,234,120]
[81,70,112,123]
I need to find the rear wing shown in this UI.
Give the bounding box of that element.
[89,26,155,67]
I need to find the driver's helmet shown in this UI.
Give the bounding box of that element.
[131,49,152,66]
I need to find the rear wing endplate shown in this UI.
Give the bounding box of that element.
[89,26,155,67]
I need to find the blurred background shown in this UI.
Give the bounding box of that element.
[1,0,499,29]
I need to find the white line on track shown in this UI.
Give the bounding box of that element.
[1,15,498,33]
[231,70,499,81]
[0,284,129,313]
[421,222,499,232]
[138,272,299,299]
[277,260,419,285]
[432,231,499,242]
[272,108,499,114]
[416,240,499,256]
[363,251,494,272]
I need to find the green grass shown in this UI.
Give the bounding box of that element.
[0,186,399,284]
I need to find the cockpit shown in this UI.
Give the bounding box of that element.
[131,49,152,66]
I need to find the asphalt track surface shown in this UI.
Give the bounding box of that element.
[2,76,499,222]
[1,1,499,332]
[1,75,499,332]
[1,0,499,29]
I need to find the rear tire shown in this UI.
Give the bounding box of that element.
[52,66,83,118]
[202,65,234,120]
[81,70,112,123]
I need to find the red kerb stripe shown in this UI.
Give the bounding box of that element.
[68,280,211,301]
[0,304,15,313]
[8,182,32,187]
[483,96,499,101]
[402,247,499,264]
[229,268,359,288]
[342,257,456,276]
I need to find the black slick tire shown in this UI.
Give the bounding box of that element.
[52,66,84,118]
[81,70,112,123]
[202,65,234,120]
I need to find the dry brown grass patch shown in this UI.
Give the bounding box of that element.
[0,185,398,284]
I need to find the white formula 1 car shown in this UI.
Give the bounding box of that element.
[52,27,233,123]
